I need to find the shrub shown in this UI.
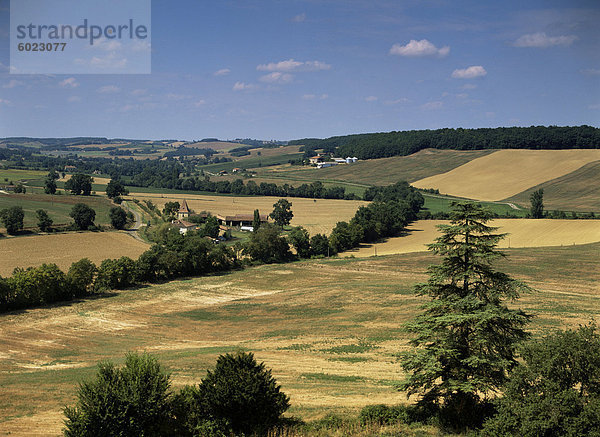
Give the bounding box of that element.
[199,351,290,435]
[64,352,173,437]
[359,404,410,426]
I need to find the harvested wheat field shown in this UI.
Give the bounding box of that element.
[128,192,368,235]
[0,232,149,276]
[412,149,600,201]
[345,219,600,257]
[1,243,599,435]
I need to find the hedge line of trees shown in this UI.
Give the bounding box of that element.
[291,125,600,160]
[0,182,423,313]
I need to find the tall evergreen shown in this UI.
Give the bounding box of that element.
[530,189,544,219]
[400,202,531,427]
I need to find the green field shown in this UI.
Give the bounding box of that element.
[1,241,598,434]
[198,152,303,173]
[0,168,48,184]
[0,192,114,228]
[253,149,493,187]
[506,160,600,212]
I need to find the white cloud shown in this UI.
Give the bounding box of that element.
[390,39,450,57]
[319,94,328,100]
[3,79,23,89]
[233,81,255,91]
[365,96,378,102]
[421,101,443,110]
[214,68,231,76]
[257,59,331,72]
[97,85,120,94]
[260,72,293,84]
[451,66,487,79]
[131,89,147,96]
[0,98,11,105]
[67,96,81,103]
[90,53,127,69]
[292,13,306,22]
[581,68,600,76]
[514,32,578,48]
[456,93,468,99]
[384,97,411,105]
[59,77,79,88]
[302,94,315,100]
[193,100,206,107]
[91,38,122,51]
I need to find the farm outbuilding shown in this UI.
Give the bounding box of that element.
[216,213,269,227]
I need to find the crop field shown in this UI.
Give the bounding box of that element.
[1,242,599,435]
[0,231,149,276]
[0,192,114,229]
[0,168,48,184]
[412,149,600,201]
[344,219,600,257]
[128,192,368,235]
[506,160,600,212]
[253,148,493,187]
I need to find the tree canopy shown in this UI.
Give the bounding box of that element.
[0,206,24,235]
[530,188,544,219]
[400,202,532,428]
[70,203,96,230]
[270,198,293,227]
[65,173,94,195]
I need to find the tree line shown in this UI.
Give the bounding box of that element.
[290,125,600,160]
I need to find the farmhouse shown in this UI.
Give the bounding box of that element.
[170,219,197,235]
[216,213,269,227]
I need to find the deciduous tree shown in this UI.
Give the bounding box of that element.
[270,199,293,228]
[70,203,96,230]
[0,206,24,235]
[65,173,94,196]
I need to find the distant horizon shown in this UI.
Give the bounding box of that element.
[1,0,599,139]
[1,123,599,144]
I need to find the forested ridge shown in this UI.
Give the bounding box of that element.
[290,125,600,160]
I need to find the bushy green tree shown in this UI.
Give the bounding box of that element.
[109,207,128,229]
[309,233,330,257]
[199,351,290,435]
[482,325,600,436]
[95,257,136,290]
[400,202,531,428]
[67,258,97,297]
[328,221,363,253]
[530,188,544,219]
[0,206,24,234]
[64,352,173,437]
[44,170,59,194]
[270,199,293,228]
[36,209,53,232]
[162,201,180,220]
[244,223,291,263]
[70,204,96,230]
[204,215,220,238]
[65,174,93,195]
[105,179,129,199]
[288,226,311,258]
[8,264,70,308]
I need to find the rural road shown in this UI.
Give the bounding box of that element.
[121,201,147,243]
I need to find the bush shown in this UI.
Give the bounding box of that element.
[199,351,290,435]
[481,324,600,436]
[359,404,410,426]
[64,352,173,437]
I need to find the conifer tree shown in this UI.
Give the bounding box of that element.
[400,202,531,426]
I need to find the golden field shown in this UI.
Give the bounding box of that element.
[0,232,149,276]
[412,149,600,201]
[344,219,600,257]
[128,192,368,235]
[1,243,599,435]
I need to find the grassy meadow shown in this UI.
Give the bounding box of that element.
[1,242,599,435]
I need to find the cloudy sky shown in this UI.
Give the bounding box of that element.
[0,0,598,140]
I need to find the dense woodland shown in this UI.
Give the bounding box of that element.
[291,125,600,159]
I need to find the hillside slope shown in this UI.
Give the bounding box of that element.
[412,149,600,201]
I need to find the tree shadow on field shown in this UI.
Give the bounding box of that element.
[343,226,425,255]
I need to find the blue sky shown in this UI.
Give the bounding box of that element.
[0,0,598,140]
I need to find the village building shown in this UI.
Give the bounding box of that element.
[216,213,269,227]
[170,219,197,235]
[177,199,190,220]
